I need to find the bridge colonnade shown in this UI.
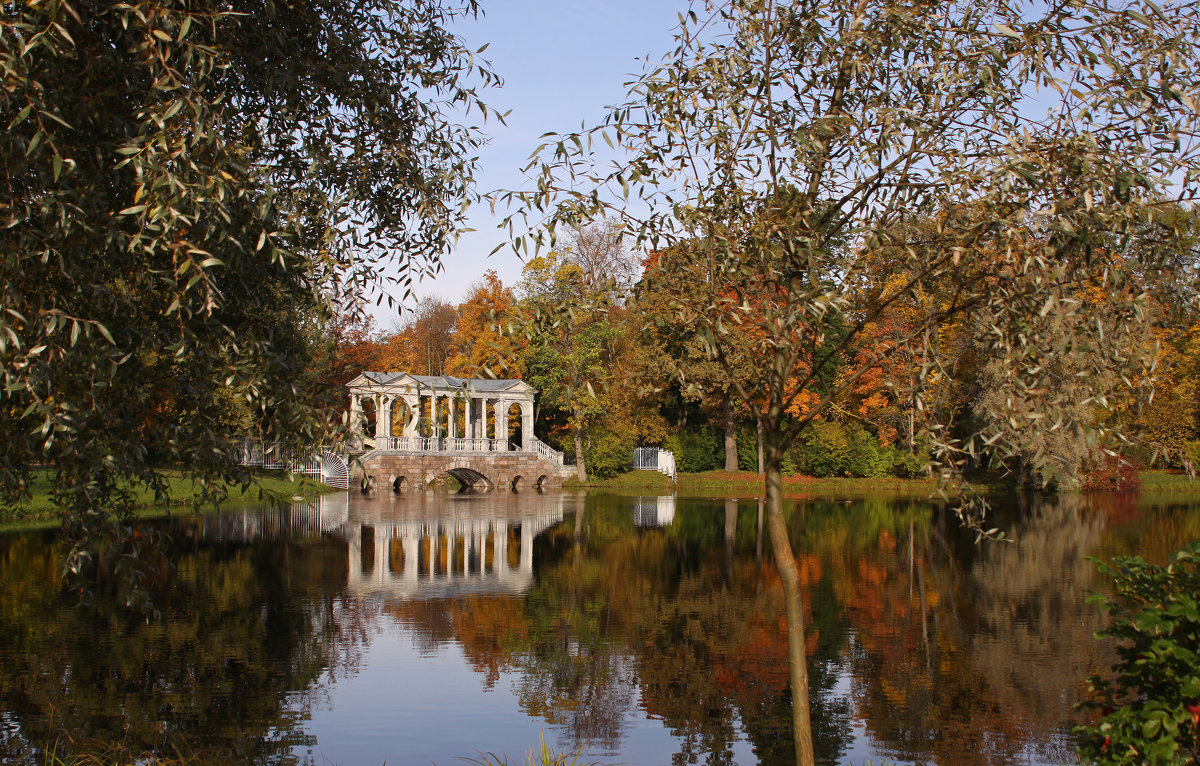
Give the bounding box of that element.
[347,373,535,450]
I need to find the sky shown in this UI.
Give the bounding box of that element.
[367,0,688,330]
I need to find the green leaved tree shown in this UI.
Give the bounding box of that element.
[503,1,1200,763]
[0,0,494,605]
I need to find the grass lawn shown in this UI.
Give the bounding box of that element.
[1,468,335,527]
[1134,469,1200,495]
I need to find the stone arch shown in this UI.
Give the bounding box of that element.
[535,474,549,492]
[446,466,493,492]
[510,474,524,492]
[392,475,407,493]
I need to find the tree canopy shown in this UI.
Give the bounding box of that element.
[500,1,1200,762]
[0,0,495,598]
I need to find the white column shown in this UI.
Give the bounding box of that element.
[520,400,534,451]
[349,395,364,448]
[375,395,390,441]
[493,399,508,450]
[402,395,418,437]
[443,395,453,438]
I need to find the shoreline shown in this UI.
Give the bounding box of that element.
[5,468,1196,531]
[0,469,335,531]
[565,468,1200,499]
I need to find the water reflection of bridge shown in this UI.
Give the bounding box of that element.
[343,493,567,600]
[202,492,577,600]
[200,492,678,600]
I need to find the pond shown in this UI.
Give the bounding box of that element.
[0,489,1196,765]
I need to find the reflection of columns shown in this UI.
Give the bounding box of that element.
[492,523,505,569]
[402,536,418,587]
[375,528,387,584]
[520,520,533,572]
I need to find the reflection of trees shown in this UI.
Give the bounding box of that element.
[969,495,1108,764]
[0,518,371,764]
[11,495,1190,765]
[842,496,1112,766]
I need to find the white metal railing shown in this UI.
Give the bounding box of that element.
[238,439,349,489]
[632,447,677,482]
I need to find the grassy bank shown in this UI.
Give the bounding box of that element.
[569,468,1200,498]
[1,469,334,528]
[565,469,948,497]
[1133,469,1200,495]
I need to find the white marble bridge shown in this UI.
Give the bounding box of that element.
[346,372,572,492]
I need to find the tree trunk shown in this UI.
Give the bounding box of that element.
[724,392,739,471]
[764,424,816,766]
[573,425,588,482]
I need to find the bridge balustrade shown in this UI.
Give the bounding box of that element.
[379,436,512,453]
[528,437,564,465]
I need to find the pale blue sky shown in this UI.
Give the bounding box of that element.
[370,0,687,329]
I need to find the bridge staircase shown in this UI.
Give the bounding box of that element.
[238,440,350,489]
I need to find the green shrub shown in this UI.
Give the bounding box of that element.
[797,422,929,478]
[583,428,635,480]
[797,421,851,477]
[737,423,760,471]
[845,424,893,478]
[887,446,927,478]
[664,427,723,473]
[1076,543,1200,766]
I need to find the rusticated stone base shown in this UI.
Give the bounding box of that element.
[350,450,574,493]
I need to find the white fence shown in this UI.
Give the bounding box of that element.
[239,440,349,490]
[631,447,677,482]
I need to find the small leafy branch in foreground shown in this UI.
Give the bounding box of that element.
[461,733,597,766]
[1077,543,1200,765]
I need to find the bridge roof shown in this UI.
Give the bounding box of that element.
[348,371,535,396]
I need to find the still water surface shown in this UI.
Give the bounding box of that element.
[1,490,1197,765]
